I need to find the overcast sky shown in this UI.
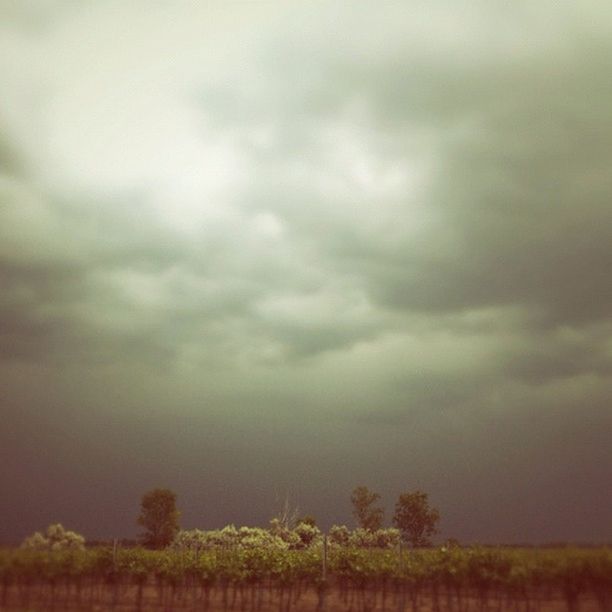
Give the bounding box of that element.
[1,0,611,545]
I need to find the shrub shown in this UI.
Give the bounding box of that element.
[329,525,351,546]
[21,524,85,551]
[328,525,399,548]
[293,522,322,548]
[171,526,289,550]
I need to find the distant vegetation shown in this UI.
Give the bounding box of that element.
[351,485,385,531]
[20,523,85,552]
[137,488,180,549]
[9,487,609,610]
[393,490,440,547]
[3,545,611,611]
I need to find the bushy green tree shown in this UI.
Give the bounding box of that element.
[329,524,351,546]
[327,525,400,548]
[137,488,180,549]
[296,514,317,527]
[351,486,384,531]
[393,490,440,547]
[293,521,321,548]
[349,527,401,548]
[21,523,85,551]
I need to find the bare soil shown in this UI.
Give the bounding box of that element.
[1,582,604,611]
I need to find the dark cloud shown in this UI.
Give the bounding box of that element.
[303,33,612,327]
[0,1,611,544]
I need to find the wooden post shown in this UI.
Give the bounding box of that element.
[322,534,328,581]
[112,538,118,568]
[398,541,405,612]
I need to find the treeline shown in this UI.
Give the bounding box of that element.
[20,486,440,552]
[130,486,440,550]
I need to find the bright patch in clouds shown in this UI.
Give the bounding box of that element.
[1,0,611,544]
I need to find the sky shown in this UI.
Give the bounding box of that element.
[1,0,611,545]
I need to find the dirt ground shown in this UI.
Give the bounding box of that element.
[1,583,605,611]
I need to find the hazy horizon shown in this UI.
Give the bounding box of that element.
[1,1,611,546]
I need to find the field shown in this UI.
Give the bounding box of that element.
[1,545,610,611]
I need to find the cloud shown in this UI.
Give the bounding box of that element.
[0,0,611,542]
[2,0,611,382]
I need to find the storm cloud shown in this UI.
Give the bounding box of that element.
[1,1,611,544]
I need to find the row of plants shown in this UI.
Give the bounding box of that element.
[2,544,610,590]
[169,524,401,551]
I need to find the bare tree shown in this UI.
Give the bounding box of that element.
[272,491,300,530]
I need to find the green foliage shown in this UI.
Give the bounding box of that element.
[329,524,351,546]
[350,486,384,531]
[328,525,400,548]
[268,518,302,548]
[350,527,401,548]
[393,490,440,547]
[21,523,85,551]
[296,514,317,527]
[172,522,322,552]
[0,544,610,608]
[173,526,291,551]
[137,488,180,549]
[293,522,321,548]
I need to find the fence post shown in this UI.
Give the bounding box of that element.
[322,534,328,581]
[112,538,118,569]
[398,540,405,612]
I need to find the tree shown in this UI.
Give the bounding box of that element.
[271,492,300,530]
[393,490,440,547]
[350,486,384,531]
[296,515,317,527]
[137,488,180,549]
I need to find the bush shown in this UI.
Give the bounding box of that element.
[293,522,322,548]
[349,528,401,548]
[329,525,351,546]
[171,526,289,550]
[328,525,400,548]
[269,519,302,549]
[171,522,322,552]
[238,526,288,549]
[21,523,85,551]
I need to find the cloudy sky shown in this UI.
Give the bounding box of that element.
[1,0,611,544]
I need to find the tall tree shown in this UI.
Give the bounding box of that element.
[137,488,180,549]
[393,490,439,547]
[351,486,384,531]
